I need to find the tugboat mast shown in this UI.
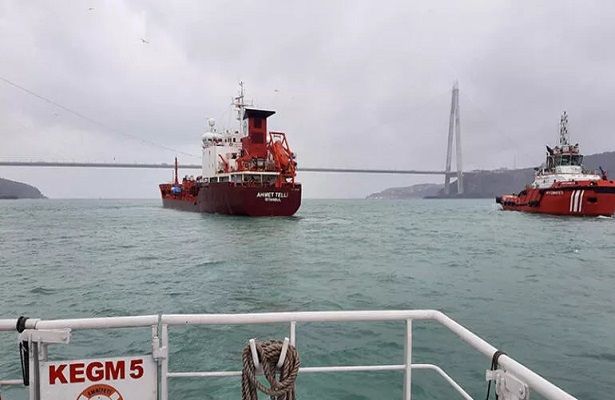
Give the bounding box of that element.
[559,111,570,146]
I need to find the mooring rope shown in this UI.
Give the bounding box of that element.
[16,316,29,386]
[241,340,300,400]
[485,350,507,400]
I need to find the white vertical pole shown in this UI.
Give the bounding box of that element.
[28,338,39,400]
[444,85,456,194]
[151,325,159,399]
[34,342,40,400]
[28,337,34,400]
[454,84,463,194]
[403,319,413,400]
[289,321,296,347]
[161,324,169,400]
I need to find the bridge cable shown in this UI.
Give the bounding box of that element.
[0,75,196,157]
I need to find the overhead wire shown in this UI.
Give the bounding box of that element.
[459,89,531,169]
[0,74,197,157]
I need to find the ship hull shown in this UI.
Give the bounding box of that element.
[496,185,615,216]
[161,183,302,216]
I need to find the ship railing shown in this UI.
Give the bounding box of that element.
[0,310,576,400]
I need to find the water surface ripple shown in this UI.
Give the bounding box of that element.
[0,199,613,399]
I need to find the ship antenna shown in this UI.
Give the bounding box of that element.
[559,111,569,146]
[233,81,247,135]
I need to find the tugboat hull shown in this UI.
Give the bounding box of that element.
[497,185,615,216]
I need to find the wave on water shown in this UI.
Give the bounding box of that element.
[1,198,614,400]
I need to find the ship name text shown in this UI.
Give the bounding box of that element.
[257,192,288,202]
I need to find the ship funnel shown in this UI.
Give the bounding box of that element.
[242,108,276,159]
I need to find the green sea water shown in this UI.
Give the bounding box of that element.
[0,199,613,399]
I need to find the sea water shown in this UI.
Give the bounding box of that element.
[0,199,613,399]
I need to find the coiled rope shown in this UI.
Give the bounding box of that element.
[241,340,300,400]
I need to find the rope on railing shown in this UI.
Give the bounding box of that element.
[16,317,29,387]
[241,340,300,400]
[485,350,507,400]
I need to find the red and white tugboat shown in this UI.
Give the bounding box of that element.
[496,112,615,216]
[159,83,301,216]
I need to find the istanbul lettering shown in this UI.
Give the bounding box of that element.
[256,192,288,202]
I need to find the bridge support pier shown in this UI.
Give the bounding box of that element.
[444,83,463,195]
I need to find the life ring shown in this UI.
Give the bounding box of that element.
[76,384,124,400]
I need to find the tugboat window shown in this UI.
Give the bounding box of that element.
[572,155,583,166]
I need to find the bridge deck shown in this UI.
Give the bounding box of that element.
[0,161,455,175]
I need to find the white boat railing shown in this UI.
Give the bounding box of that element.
[0,310,577,400]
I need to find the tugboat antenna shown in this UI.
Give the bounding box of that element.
[559,111,569,146]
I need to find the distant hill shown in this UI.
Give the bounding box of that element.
[366,183,443,199]
[0,178,46,199]
[366,151,615,199]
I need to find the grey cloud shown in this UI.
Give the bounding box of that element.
[1,0,614,199]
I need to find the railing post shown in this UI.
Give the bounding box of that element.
[28,338,41,400]
[160,324,169,400]
[28,336,35,400]
[289,321,296,347]
[404,319,412,400]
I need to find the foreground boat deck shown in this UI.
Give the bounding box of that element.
[0,310,576,399]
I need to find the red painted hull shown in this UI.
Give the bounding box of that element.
[160,183,301,216]
[496,184,615,216]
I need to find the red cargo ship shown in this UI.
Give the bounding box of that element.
[496,112,615,216]
[159,83,301,216]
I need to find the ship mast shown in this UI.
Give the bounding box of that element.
[559,111,569,146]
[174,157,178,185]
[233,81,250,136]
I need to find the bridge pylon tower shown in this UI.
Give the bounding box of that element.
[444,82,463,195]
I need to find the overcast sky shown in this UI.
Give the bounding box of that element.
[1,0,614,198]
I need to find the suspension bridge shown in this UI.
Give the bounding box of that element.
[0,79,465,194]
